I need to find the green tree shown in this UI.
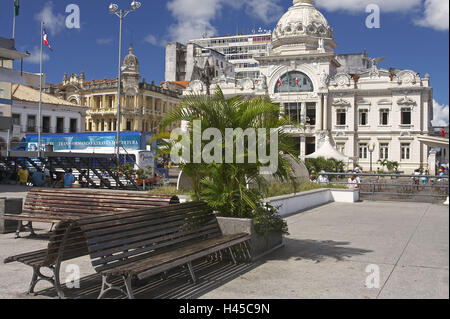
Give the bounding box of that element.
[159,87,299,235]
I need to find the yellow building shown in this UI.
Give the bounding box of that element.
[45,44,181,134]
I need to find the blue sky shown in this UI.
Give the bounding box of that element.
[1,0,448,124]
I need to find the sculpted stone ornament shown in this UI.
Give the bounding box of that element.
[257,74,268,91]
[188,80,204,93]
[318,38,325,52]
[319,71,329,89]
[364,56,385,79]
[396,70,418,85]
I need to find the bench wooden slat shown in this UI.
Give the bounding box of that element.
[2,188,180,225]
[112,233,250,278]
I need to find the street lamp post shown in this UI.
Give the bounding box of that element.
[368,144,376,173]
[109,1,141,164]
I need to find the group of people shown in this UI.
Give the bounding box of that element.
[0,165,77,188]
[309,171,330,185]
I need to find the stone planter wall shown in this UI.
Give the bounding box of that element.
[265,188,360,217]
[0,198,23,234]
[216,217,284,261]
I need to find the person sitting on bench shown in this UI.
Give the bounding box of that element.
[64,169,75,188]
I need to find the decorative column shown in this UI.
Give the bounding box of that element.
[428,148,437,176]
[323,95,329,131]
[317,96,323,131]
[301,102,307,125]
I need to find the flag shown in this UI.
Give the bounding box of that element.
[43,29,53,51]
[14,0,20,17]
[295,77,299,85]
[278,79,282,87]
[442,128,445,137]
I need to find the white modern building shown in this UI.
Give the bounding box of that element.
[6,84,86,148]
[184,0,436,174]
[0,37,29,148]
[189,31,272,80]
[165,42,234,82]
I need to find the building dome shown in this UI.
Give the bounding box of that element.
[123,44,139,73]
[272,0,333,51]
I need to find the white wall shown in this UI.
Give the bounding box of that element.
[12,100,86,138]
[265,188,360,217]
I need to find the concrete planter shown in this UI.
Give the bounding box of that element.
[0,198,23,234]
[216,217,284,261]
[265,188,360,217]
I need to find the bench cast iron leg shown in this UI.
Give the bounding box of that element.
[98,275,132,299]
[27,265,65,299]
[123,275,135,299]
[228,247,237,264]
[186,262,197,284]
[16,222,36,239]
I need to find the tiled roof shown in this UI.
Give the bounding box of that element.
[12,84,80,107]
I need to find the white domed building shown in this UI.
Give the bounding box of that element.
[186,0,436,174]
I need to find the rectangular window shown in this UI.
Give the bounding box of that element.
[126,120,132,131]
[56,118,64,133]
[42,116,50,133]
[306,103,316,126]
[379,143,389,160]
[12,114,20,126]
[359,109,369,126]
[401,108,412,125]
[359,143,368,159]
[337,109,347,125]
[336,143,346,155]
[70,119,77,133]
[401,143,411,160]
[380,109,389,126]
[284,103,301,124]
[27,115,36,132]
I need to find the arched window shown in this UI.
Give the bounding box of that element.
[274,71,314,93]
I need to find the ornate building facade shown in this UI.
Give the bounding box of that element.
[46,45,181,134]
[185,0,434,173]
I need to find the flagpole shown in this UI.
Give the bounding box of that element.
[12,13,16,39]
[38,21,44,157]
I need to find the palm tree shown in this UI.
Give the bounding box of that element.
[158,87,298,233]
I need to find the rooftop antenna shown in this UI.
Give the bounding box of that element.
[202,25,208,38]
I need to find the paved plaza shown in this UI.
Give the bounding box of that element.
[0,186,448,299]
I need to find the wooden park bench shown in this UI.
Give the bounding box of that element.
[2,188,180,238]
[76,201,251,299]
[4,221,88,298]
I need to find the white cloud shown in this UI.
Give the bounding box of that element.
[416,0,449,31]
[167,0,222,43]
[165,0,284,43]
[314,0,422,13]
[432,100,449,126]
[227,0,284,24]
[144,34,160,46]
[315,0,449,31]
[24,47,50,64]
[34,1,66,36]
[96,38,113,45]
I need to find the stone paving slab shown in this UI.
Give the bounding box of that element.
[0,193,448,299]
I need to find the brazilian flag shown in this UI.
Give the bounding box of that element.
[14,0,20,17]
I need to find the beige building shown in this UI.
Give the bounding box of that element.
[185,0,435,174]
[46,45,181,134]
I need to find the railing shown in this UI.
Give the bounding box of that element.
[319,172,449,202]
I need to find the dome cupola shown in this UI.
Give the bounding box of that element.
[122,44,140,73]
[271,0,335,53]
